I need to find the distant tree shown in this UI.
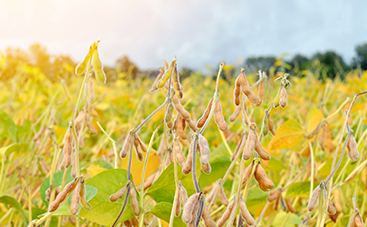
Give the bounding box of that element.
[352,43,367,70]
[289,54,310,71]
[116,56,139,79]
[312,51,349,79]
[245,56,276,72]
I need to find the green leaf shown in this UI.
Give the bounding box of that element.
[266,157,287,172]
[16,120,32,140]
[146,163,196,204]
[40,168,74,206]
[149,202,186,227]
[199,143,232,189]
[31,207,58,227]
[286,181,320,198]
[0,111,18,142]
[273,210,302,227]
[79,169,135,226]
[0,195,28,224]
[246,187,268,211]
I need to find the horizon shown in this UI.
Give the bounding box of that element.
[1,0,366,70]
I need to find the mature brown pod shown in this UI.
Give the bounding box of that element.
[110,186,127,202]
[188,200,200,227]
[198,134,210,164]
[231,135,244,161]
[202,204,216,227]
[285,198,296,213]
[237,70,261,105]
[130,187,140,216]
[71,151,77,178]
[176,115,188,139]
[85,113,98,135]
[62,126,73,168]
[124,220,132,227]
[133,138,144,161]
[267,189,281,202]
[174,184,182,217]
[130,217,139,227]
[242,162,253,185]
[333,189,342,212]
[255,80,264,107]
[172,95,191,120]
[120,133,132,158]
[217,198,236,227]
[137,172,159,191]
[49,178,78,212]
[33,127,45,141]
[150,67,165,92]
[197,98,214,128]
[347,131,360,161]
[182,193,200,223]
[268,116,276,135]
[279,86,288,108]
[217,181,229,206]
[74,111,85,128]
[254,164,274,191]
[182,139,195,174]
[239,197,255,226]
[172,141,186,168]
[307,185,321,211]
[88,77,95,102]
[234,77,241,106]
[254,132,271,160]
[135,135,147,152]
[243,130,256,160]
[186,118,198,132]
[180,182,188,205]
[214,97,228,131]
[202,163,211,174]
[71,180,82,215]
[353,213,364,227]
[229,105,241,122]
[206,184,218,204]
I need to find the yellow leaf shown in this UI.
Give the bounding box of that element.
[121,150,161,185]
[87,164,106,177]
[306,109,324,133]
[268,120,305,151]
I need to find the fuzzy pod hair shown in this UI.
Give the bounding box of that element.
[70,180,82,215]
[120,133,132,158]
[237,69,261,105]
[74,110,85,129]
[182,193,200,223]
[242,162,254,185]
[202,204,216,227]
[85,113,98,135]
[197,98,214,128]
[254,164,274,191]
[268,115,277,135]
[130,187,140,216]
[174,184,182,217]
[182,139,195,174]
[327,201,336,215]
[214,97,228,131]
[202,163,211,174]
[347,131,360,161]
[279,86,288,108]
[198,134,210,164]
[186,118,198,132]
[307,185,321,212]
[62,126,73,168]
[243,130,256,160]
[285,198,296,213]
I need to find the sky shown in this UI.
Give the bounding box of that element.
[0,0,366,70]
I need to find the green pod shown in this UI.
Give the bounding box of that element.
[75,46,93,75]
[158,59,176,88]
[92,49,107,84]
